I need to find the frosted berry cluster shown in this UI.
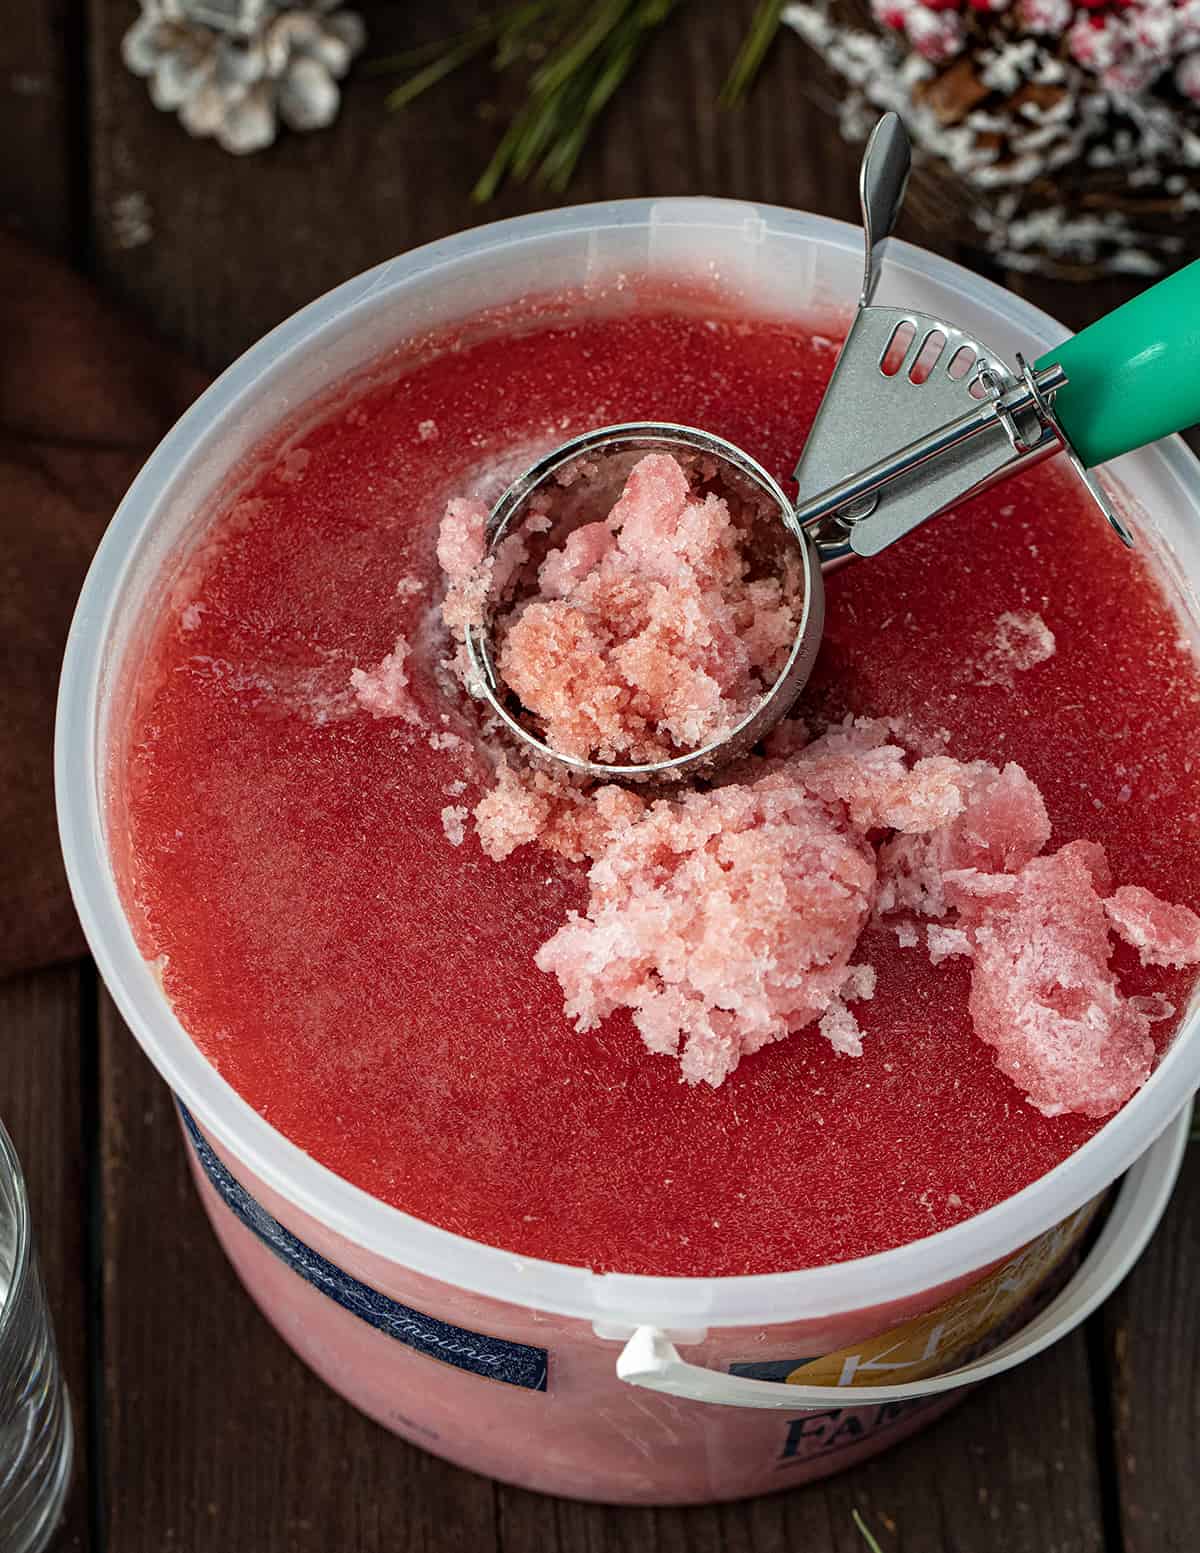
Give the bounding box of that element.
[874,0,1200,95]
[784,0,1200,274]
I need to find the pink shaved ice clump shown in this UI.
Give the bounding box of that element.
[944,843,1156,1119]
[534,754,881,1088]
[1104,885,1200,969]
[353,452,1200,1115]
[524,716,1200,1108]
[452,452,800,765]
[435,495,534,684]
[350,637,419,723]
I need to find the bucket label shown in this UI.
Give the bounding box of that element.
[179,1104,549,1393]
[731,1193,1103,1395]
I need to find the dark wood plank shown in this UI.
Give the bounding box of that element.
[0,1,81,255]
[96,989,499,1553]
[2,1,96,1544]
[1100,1145,1199,1553]
[0,964,91,1552]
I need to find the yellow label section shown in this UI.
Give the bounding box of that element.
[785,1195,1105,1388]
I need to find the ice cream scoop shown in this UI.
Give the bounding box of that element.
[465,114,1200,782]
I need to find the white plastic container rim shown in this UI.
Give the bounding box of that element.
[55,198,1200,1334]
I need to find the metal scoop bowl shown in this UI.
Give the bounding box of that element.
[462,422,825,783]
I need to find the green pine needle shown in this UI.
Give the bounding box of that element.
[383,34,496,111]
[379,2,563,104]
[853,1508,887,1553]
[382,0,784,199]
[719,0,786,106]
[474,0,684,202]
[533,0,632,94]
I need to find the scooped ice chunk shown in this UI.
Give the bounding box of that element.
[473,761,558,862]
[818,967,875,1059]
[945,842,1154,1118]
[538,522,616,597]
[1104,885,1200,968]
[535,769,878,1087]
[441,805,468,847]
[819,999,866,1058]
[350,637,419,722]
[878,760,1051,918]
[437,495,487,578]
[437,495,531,640]
[795,719,967,833]
[473,761,645,865]
[927,924,971,965]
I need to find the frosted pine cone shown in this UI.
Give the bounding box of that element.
[122,0,365,154]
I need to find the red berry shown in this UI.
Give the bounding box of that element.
[877,5,910,29]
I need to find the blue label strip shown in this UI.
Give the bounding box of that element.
[178,1103,548,1392]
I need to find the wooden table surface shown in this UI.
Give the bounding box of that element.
[4,3,1198,1550]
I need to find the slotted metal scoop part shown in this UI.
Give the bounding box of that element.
[792,118,1131,565]
[464,113,1200,783]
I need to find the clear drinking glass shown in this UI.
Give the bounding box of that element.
[0,1118,72,1553]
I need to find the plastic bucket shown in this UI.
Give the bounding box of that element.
[56,203,1200,1504]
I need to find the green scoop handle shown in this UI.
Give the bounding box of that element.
[1034,257,1200,469]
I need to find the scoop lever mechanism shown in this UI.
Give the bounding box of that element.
[793,112,1155,565]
